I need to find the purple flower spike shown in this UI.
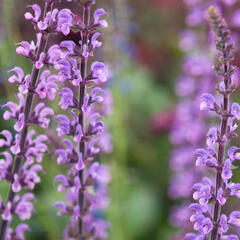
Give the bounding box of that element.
[53,2,111,239]
[0,1,60,239]
[184,7,240,240]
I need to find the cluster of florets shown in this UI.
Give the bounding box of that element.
[185,7,240,240]
[0,2,63,239]
[170,0,240,239]
[44,2,112,239]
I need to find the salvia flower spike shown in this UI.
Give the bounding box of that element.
[53,1,111,239]
[185,6,240,240]
[0,1,62,239]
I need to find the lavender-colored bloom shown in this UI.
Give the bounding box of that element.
[199,94,215,111]
[56,9,72,36]
[0,1,59,239]
[185,7,240,239]
[93,9,108,28]
[53,1,111,239]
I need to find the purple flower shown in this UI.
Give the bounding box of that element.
[35,52,45,69]
[14,224,30,240]
[24,4,41,23]
[73,124,83,143]
[3,93,24,121]
[206,127,218,147]
[228,146,240,162]
[91,32,102,50]
[219,214,228,234]
[229,211,240,227]
[56,9,73,35]
[200,94,215,111]
[200,218,213,235]
[0,131,12,148]
[32,103,54,128]
[14,194,35,221]
[217,188,227,205]
[91,62,109,83]
[231,103,240,120]
[2,202,12,221]
[58,88,74,110]
[221,159,232,181]
[192,178,212,205]
[35,70,58,100]
[16,40,36,57]
[54,202,68,216]
[12,174,22,193]
[93,9,108,27]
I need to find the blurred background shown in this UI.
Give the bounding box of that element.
[0,0,186,239]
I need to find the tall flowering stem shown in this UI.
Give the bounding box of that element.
[185,7,240,240]
[53,1,111,239]
[208,7,235,240]
[0,1,54,238]
[0,0,76,239]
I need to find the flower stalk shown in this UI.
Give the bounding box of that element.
[208,7,232,240]
[53,1,111,239]
[0,2,53,238]
[185,6,240,240]
[0,1,76,238]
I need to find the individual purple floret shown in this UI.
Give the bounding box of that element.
[0,1,62,239]
[185,6,240,240]
[52,1,111,239]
